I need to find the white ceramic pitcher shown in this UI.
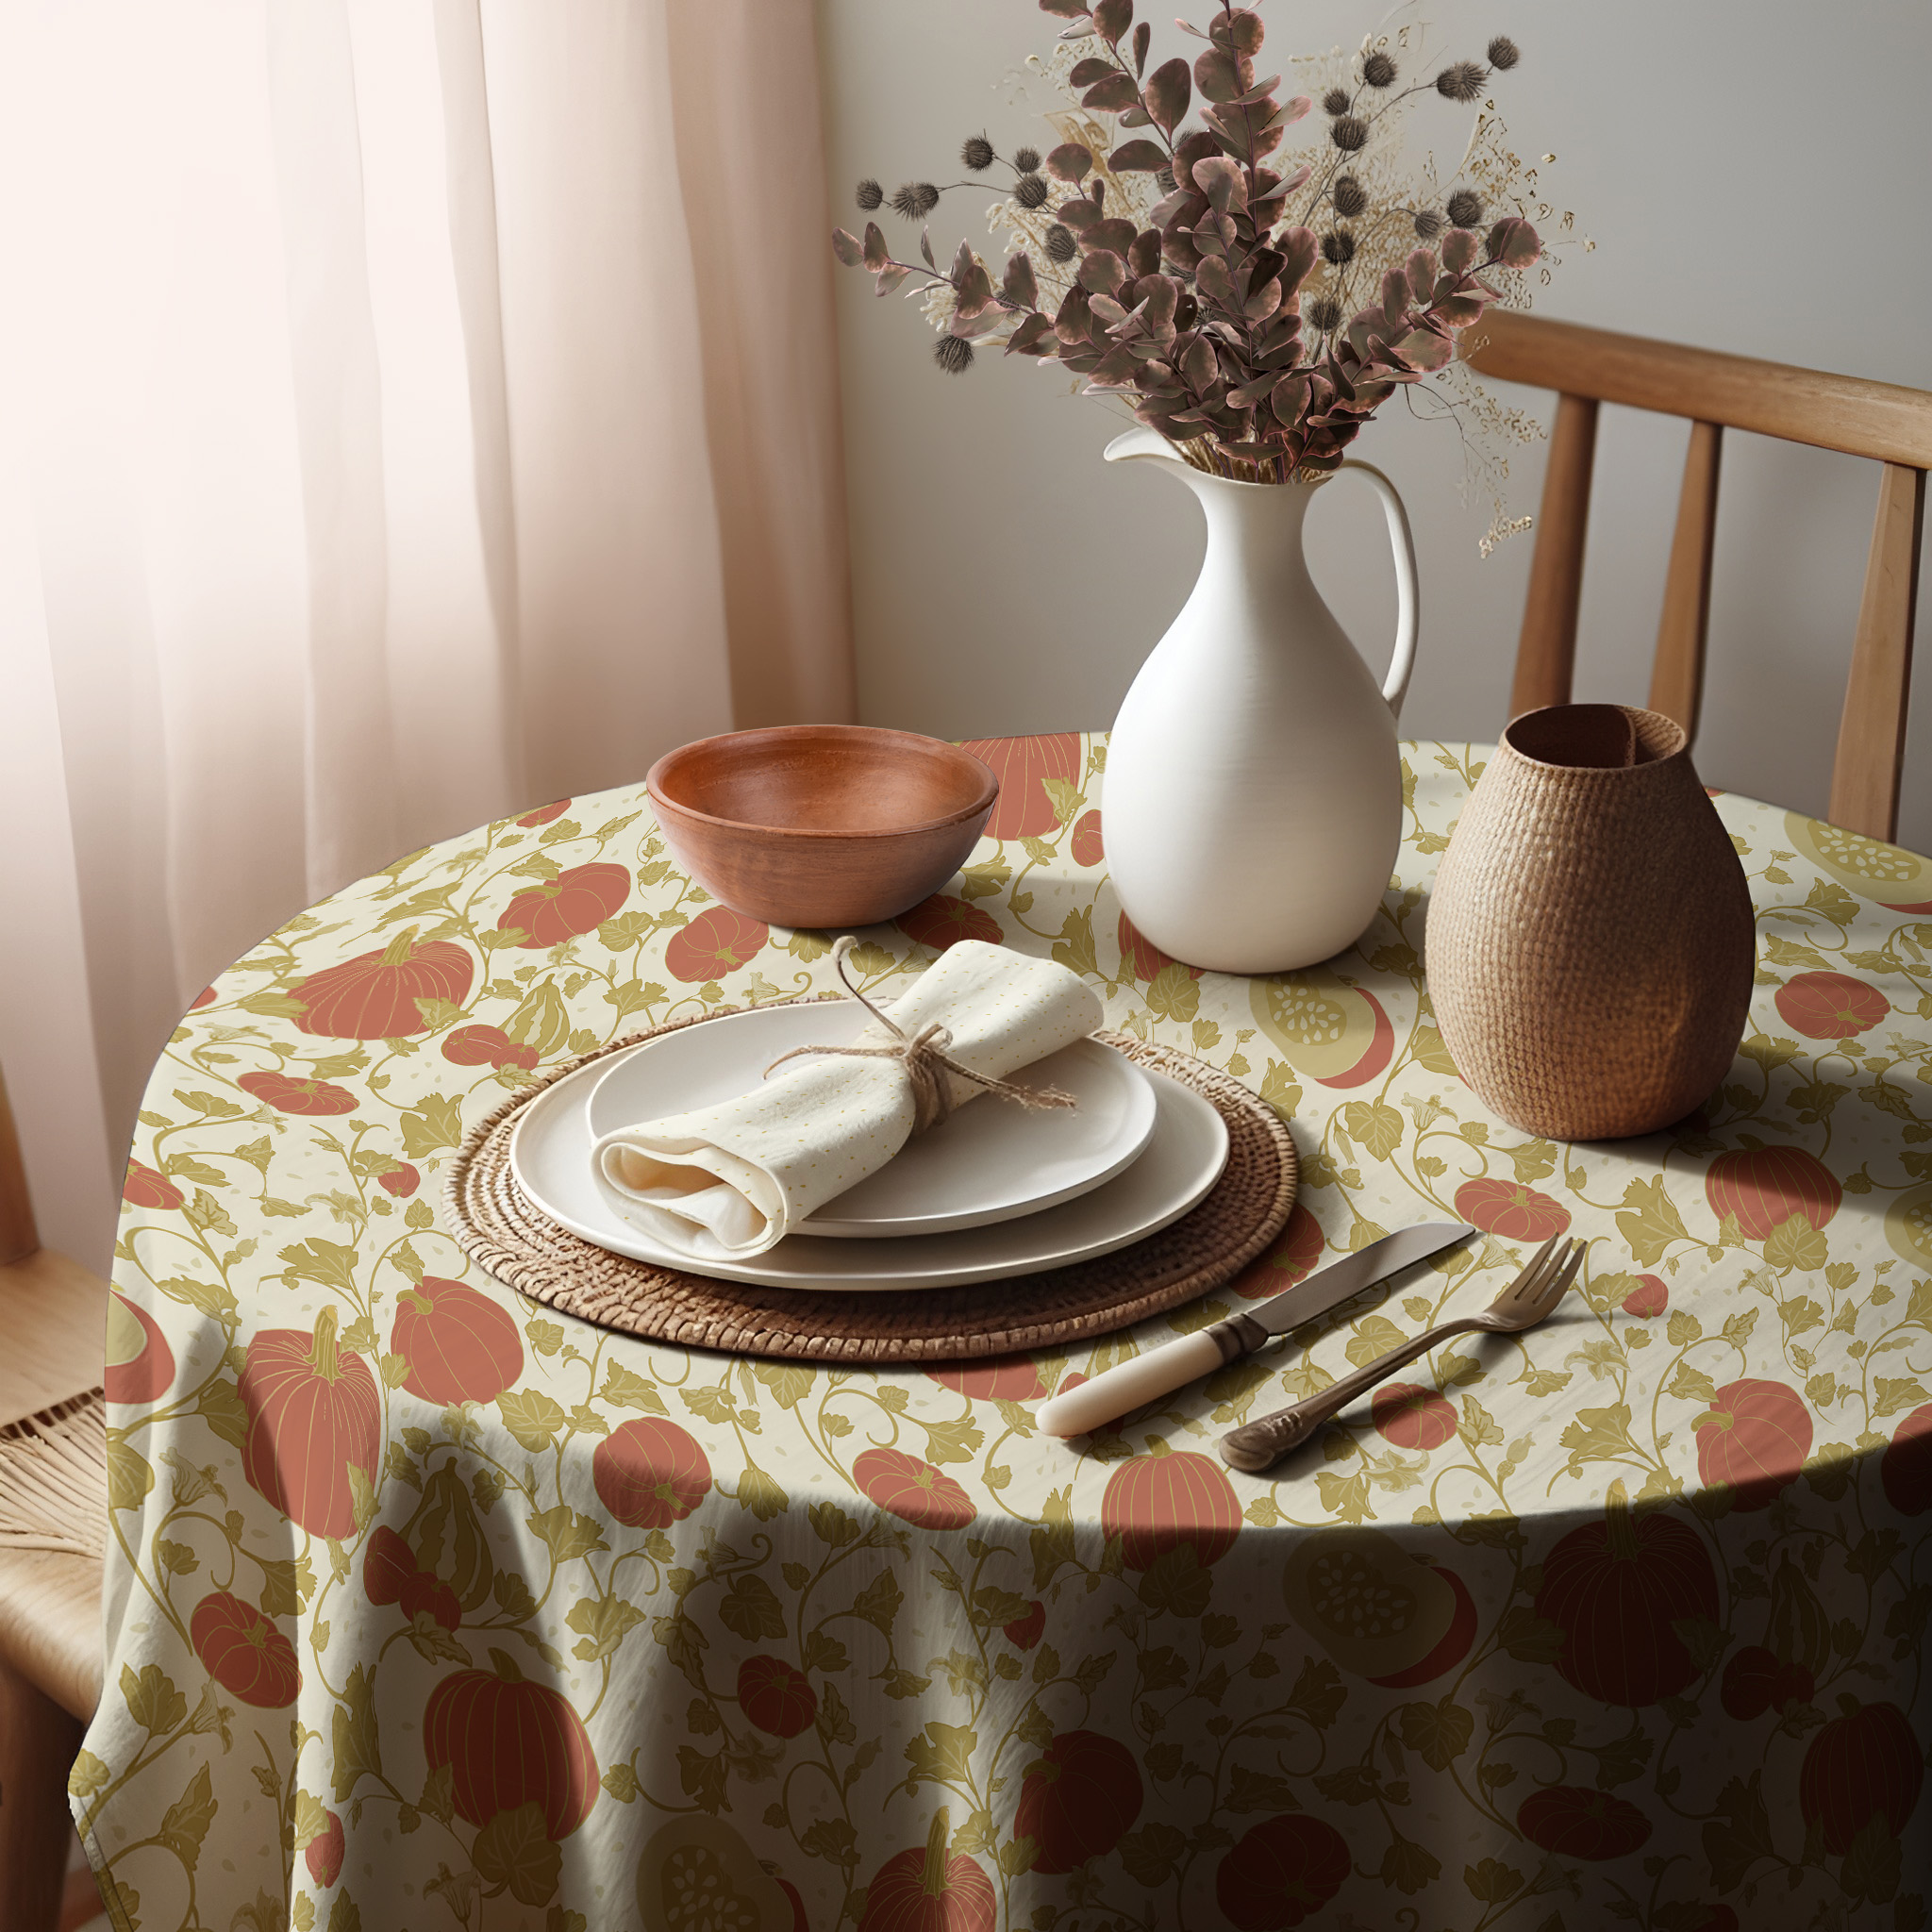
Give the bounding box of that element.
[1101,427,1419,975]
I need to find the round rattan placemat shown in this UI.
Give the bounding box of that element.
[442,1003,1297,1364]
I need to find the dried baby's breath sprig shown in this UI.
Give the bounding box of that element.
[1362,50,1397,87]
[961,134,995,172]
[934,335,974,375]
[856,178,884,211]
[1333,174,1368,218]
[1436,60,1489,103]
[1446,189,1485,227]
[1488,36,1520,71]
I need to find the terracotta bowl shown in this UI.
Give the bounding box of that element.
[645,724,999,929]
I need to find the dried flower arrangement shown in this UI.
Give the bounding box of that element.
[832,0,1555,491]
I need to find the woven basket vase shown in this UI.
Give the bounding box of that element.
[1425,704,1756,1141]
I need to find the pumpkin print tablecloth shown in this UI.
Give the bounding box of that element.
[78,736,1932,1932]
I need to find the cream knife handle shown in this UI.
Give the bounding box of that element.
[1039,1316,1265,1438]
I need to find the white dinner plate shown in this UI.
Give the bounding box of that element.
[581,1002,1158,1238]
[507,1047,1228,1293]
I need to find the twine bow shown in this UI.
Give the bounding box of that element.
[763,936,1078,1135]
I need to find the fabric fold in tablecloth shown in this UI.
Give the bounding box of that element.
[589,939,1102,1258]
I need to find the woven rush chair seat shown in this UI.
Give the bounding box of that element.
[0,1067,110,1932]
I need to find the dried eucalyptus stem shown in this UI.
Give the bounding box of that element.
[833,2,1545,485]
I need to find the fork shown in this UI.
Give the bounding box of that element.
[1218,1233,1586,1474]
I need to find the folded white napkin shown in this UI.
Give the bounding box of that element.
[591,939,1103,1261]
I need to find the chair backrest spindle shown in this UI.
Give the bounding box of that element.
[1468,309,1932,841]
[1647,420,1724,741]
[0,1071,39,1269]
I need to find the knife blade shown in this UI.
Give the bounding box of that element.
[1037,1220,1475,1439]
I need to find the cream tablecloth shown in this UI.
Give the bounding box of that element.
[76,735,1930,1931]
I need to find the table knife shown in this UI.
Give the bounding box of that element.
[1037,1221,1476,1438]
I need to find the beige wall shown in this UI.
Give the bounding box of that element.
[818,0,1932,850]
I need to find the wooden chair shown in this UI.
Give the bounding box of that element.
[1465,309,1932,842]
[0,1067,109,1932]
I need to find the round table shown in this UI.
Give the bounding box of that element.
[77,735,1931,1932]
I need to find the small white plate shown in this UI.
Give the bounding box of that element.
[582,1003,1158,1238]
[508,1049,1228,1292]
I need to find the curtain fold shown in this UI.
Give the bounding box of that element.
[0,0,854,1270]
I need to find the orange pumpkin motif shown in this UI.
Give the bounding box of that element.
[1693,1378,1811,1512]
[441,1023,537,1070]
[237,1070,359,1117]
[105,1292,175,1405]
[291,928,474,1039]
[122,1161,182,1210]
[1070,808,1104,867]
[1013,1729,1142,1874]
[1621,1275,1669,1317]
[895,895,1003,954]
[1453,1177,1571,1241]
[391,1276,524,1407]
[853,1447,975,1531]
[923,1357,1044,1402]
[1774,970,1890,1040]
[361,1524,419,1609]
[1532,1481,1719,1707]
[1114,909,1205,985]
[1230,1204,1324,1299]
[1704,1145,1840,1240]
[738,1655,817,1739]
[958,733,1079,841]
[1881,1402,1932,1516]
[593,1418,712,1529]
[376,1161,419,1198]
[498,861,630,948]
[1798,1700,1924,1856]
[1721,1645,1803,1722]
[305,1808,344,1889]
[190,1590,301,1708]
[516,799,571,827]
[238,1308,382,1541]
[665,906,770,983]
[1213,1816,1349,1930]
[1003,1600,1046,1651]
[1371,1383,1457,1452]
[423,1647,598,1840]
[1099,1446,1241,1571]
[1517,1786,1653,1860]
[857,1810,995,1932]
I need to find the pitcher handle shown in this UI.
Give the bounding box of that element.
[1339,459,1420,717]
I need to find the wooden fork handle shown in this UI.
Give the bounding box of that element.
[1219,1315,1487,1474]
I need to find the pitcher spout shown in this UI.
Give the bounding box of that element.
[1102,426,1190,470]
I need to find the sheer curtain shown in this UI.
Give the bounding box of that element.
[0,0,855,1270]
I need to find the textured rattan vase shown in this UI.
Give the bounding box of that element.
[1426,704,1756,1141]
